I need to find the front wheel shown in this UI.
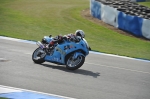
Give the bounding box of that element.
[32,48,45,64]
[66,54,85,70]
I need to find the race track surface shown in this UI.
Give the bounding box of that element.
[0,38,150,99]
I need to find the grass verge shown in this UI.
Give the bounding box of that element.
[139,2,150,7]
[0,0,150,60]
[0,98,9,99]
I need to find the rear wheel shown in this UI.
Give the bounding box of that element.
[32,48,45,64]
[66,54,85,70]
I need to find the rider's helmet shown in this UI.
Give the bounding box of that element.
[75,30,85,38]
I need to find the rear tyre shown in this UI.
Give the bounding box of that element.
[66,54,85,70]
[32,48,45,64]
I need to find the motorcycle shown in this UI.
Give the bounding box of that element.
[32,35,90,70]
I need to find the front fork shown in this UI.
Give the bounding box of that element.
[36,41,47,57]
[37,41,55,56]
[36,41,45,49]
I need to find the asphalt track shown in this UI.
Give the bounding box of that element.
[0,37,150,99]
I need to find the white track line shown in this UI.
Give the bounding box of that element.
[85,62,150,75]
[0,85,75,99]
[89,51,150,63]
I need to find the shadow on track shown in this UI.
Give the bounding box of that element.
[41,63,100,78]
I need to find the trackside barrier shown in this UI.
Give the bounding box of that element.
[136,0,146,2]
[101,3,119,27]
[142,19,150,39]
[90,0,101,19]
[90,0,150,40]
[118,12,143,37]
[130,0,137,2]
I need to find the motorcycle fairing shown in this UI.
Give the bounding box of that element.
[43,36,53,43]
[44,39,89,65]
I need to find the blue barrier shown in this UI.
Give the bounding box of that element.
[118,12,126,30]
[125,15,143,37]
[90,0,101,19]
[118,12,143,37]
[136,0,146,2]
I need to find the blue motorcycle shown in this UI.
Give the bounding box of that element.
[32,35,90,70]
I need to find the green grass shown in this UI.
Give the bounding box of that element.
[0,98,9,99]
[0,0,150,60]
[139,2,150,7]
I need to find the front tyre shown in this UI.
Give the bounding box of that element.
[66,55,85,70]
[32,48,45,64]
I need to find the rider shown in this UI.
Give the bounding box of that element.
[48,30,85,48]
